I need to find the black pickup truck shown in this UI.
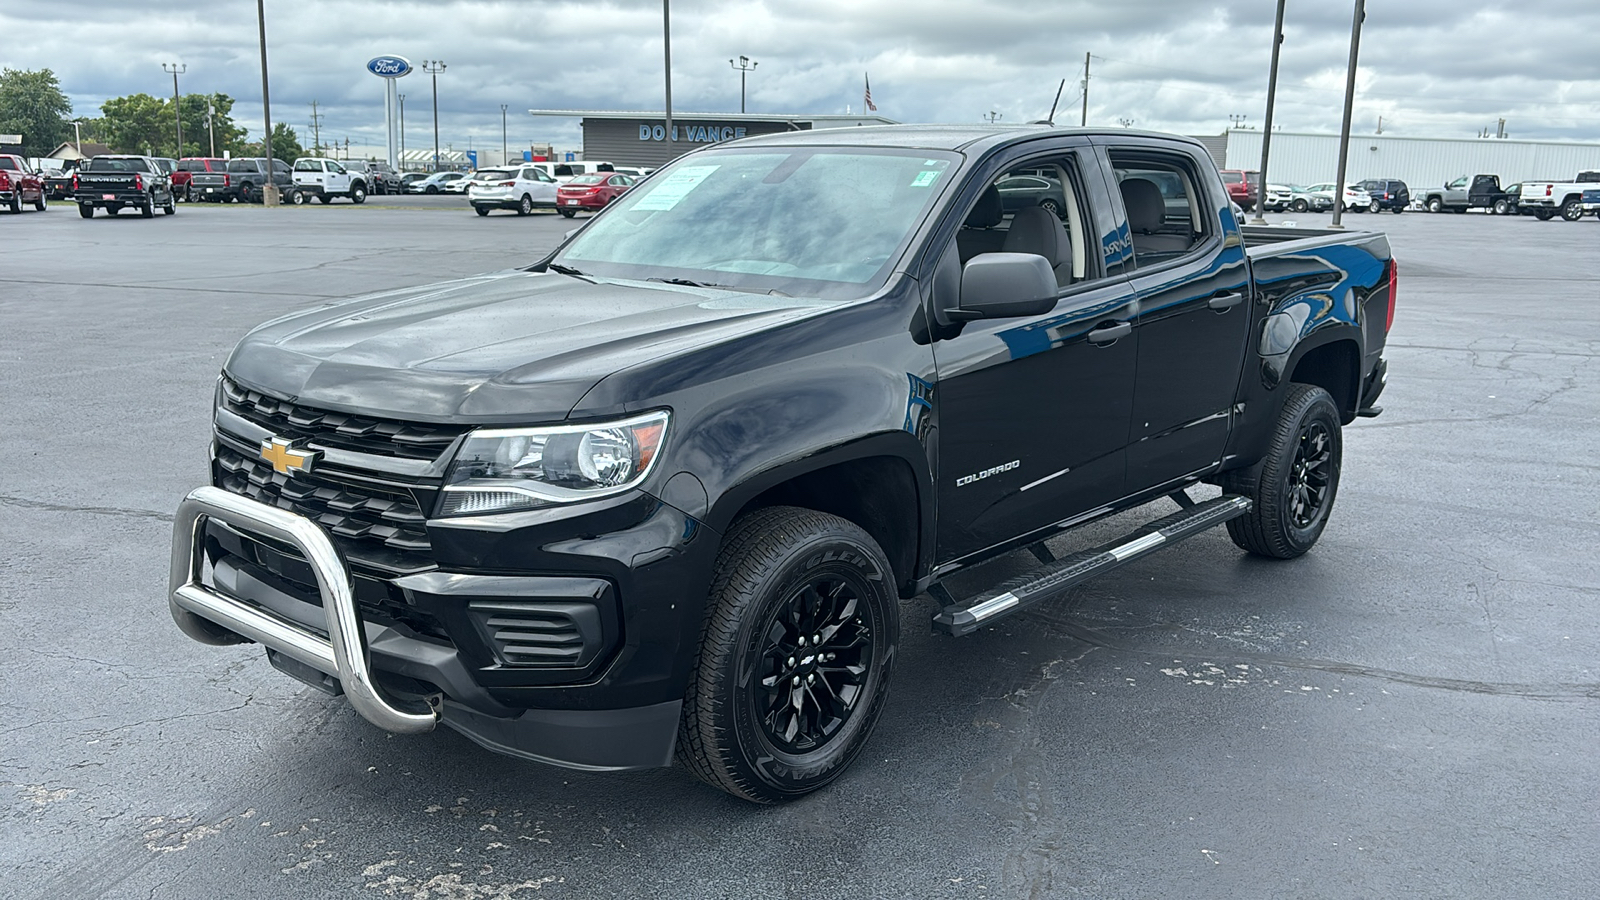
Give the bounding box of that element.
[191,157,300,204]
[74,155,177,218]
[168,126,1394,803]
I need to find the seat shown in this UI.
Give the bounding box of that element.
[957,186,1007,263]
[1120,178,1193,259]
[1001,205,1073,286]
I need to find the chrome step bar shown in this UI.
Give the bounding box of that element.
[168,485,438,734]
[933,495,1252,637]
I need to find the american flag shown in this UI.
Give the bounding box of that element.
[864,74,877,112]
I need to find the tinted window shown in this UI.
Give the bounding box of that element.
[1220,171,1244,184]
[1112,152,1210,269]
[273,160,291,175]
[293,159,323,172]
[84,158,152,173]
[555,165,575,177]
[228,160,257,173]
[0,158,16,171]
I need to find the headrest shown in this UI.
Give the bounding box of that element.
[1119,178,1166,234]
[1002,206,1067,265]
[964,185,1003,228]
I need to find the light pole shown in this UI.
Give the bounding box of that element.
[501,104,507,165]
[422,60,446,171]
[162,63,186,157]
[255,0,279,205]
[1250,0,1287,225]
[1329,0,1366,230]
[206,100,216,157]
[662,0,673,149]
[728,55,757,113]
[398,93,406,162]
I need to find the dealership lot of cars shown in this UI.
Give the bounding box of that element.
[1,201,1596,897]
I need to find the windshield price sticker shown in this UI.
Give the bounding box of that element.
[911,170,942,188]
[633,165,720,211]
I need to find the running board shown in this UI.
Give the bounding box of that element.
[932,495,1252,637]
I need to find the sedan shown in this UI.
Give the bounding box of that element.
[994,174,1068,218]
[555,173,636,217]
[1266,184,1333,213]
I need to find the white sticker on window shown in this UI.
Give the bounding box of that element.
[910,170,941,188]
[632,165,719,210]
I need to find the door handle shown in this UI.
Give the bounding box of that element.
[1086,321,1132,345]
[1208,292,1244,311]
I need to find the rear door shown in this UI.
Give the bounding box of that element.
[1101,140,1253,491]
[932,139,1141,562]
[523,167,558,203]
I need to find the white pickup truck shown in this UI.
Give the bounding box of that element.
[1519,171,1600,221]
[290,157,369,204]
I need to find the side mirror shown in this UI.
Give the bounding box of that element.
[951,252,1058,320]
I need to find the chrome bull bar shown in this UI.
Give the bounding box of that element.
[168,485,439,734]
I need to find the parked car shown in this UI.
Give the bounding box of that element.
[43,161,77,200]
[990,173,1068,218]
[1582,187,1600,218]
[400,172,430,192]
[409,171,465,194]
[1421,174,1505,214]
[554,172,636,216]
[350,161,403,195]
[1217,168,1259,211]
[291,157,368,204]
[152,157,179,193]
[72,155,176,218]
[1261,183,1332,213]
[0,154,46,213]
[1496,183,1524,215]
[1306,182,1371,212]
[191,158,300,204]
[1519,172,1600,221]
[529,161,617,184]
[175,158,228,202]
[443,171,473,193]
[467,165,559,215]
[1356,178,1410,213]
[167,124,1395,804]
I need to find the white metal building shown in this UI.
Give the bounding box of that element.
[1222,129,1600,190]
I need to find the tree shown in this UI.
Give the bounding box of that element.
[0,68,73,157]
[99,93,169,155]
[240,122,304,161]
[177,93,246,157]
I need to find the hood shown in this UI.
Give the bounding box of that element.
[225,271,830,424]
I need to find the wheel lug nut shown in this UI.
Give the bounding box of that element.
[792,676,801,687]
[807,673,816,684]
[797,636,806,647]
[786,657,795,667]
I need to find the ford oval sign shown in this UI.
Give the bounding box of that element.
[367,56,412,78]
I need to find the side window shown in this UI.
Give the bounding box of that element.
[273,160,291,175]
[955,155,1093,289]
[331,161,346,174]
[1109,151,1212,269]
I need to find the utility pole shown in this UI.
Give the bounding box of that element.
[162,63,186,157]
[255,0,278,205]
[501,104,508,165]
[663,0,674,149]
[309,100,323,155]
[1250,0,1286,224]
[729,55,757,113]
[1330,0,1365,230]
[422,61,446,171]
[1081,52,1090,127]
[398,94,406,161]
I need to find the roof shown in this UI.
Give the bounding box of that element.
[48,141,113,160]
[527,109,898,127]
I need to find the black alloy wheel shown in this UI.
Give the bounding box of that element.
[426,185,439,194]
[1220,383,1342,559]
[680,506,898,803]
[78,203,93,218]
[1292,198,1308,213]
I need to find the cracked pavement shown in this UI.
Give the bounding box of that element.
[1,204,1597,898]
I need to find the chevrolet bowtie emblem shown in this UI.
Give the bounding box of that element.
[260,437,316,476]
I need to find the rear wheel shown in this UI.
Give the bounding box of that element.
[1039,198,1060,216]
[141,196,155,218]
[1534,208,1555,221]
[1368,200,1381,214]
[78,203,94,218]
[475,206,490,216]
[1220,384,1342,560]
[1492,198,1510,215]
[1560,198,1583,221]
[287,188,305,206]
[559,208,576,218]
[164,193,176,215]
[6,193,18,214]
[240,183,255,203]
[679,506,899,803]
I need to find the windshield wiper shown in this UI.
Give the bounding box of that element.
[546,263,592,281]
[647,276,732,289]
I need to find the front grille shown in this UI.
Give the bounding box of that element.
[221,376,467,461]
[215,441,435,569]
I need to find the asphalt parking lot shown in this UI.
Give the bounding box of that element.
[2,202,1596,899]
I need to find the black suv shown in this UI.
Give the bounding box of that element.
[1357,178,1410,214]
[351,161,404,195]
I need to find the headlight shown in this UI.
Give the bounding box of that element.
[439,411,669,516]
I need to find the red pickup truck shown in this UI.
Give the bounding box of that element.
[1218,168,1260,212]
[0,154,47,213]
[176,158,229,202]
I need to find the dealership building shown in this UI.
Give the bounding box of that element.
[528,110,898,168]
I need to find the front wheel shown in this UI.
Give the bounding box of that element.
[1291,198,1308,213]
[1220,384,1342,560]
[517,194,533,215]
[1426,197,1442,213]
[679,506,899,803]
[350,185,366,204]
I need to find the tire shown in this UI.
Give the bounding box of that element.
[78,203,93,218]
[141,196,155,218]
[559,208,576,218]
[1426,197,1442,213]
[1392,206,1405,214]
[1368,200,1381,214]
[6,193,18,214]
[679,506,899,803]
[240,183,255,203]
[517,194,533,216]
[350,184,366,204]
[475,206,490,216]
[1291,198,1308,213]
[1039,198,1060,216]
[34,193,47,212]
[164,194,176,215]
[1492,198,1510,215]
[1560,198,1582,222]
[1220,384,1342,560]
[317,193,332,205]
[426,185,439,194]
[287,189,305,206]
[1534,208,1555,221]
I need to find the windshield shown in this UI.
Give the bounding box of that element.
[555,147,959,299]
[84,158,152,173]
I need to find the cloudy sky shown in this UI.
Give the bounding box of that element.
[5,0,1600,154]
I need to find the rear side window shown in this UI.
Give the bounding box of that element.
[293,159,322,172]
[1111,151,1213,270]
[228,160,256,173]
[1220,171,1243,184]
[0,158,16,171]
